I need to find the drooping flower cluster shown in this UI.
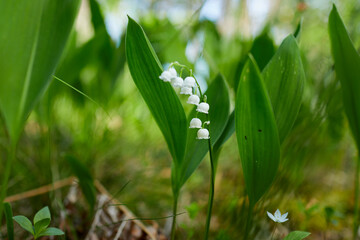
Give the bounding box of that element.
[159,64,210,140]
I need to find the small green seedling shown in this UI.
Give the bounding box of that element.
[13,206,64,239]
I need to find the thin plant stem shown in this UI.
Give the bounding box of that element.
[0,144,16,228]
[244,203,254,240]
[171,193,179,240]
[353,155,360,240]
[204,138,214,240]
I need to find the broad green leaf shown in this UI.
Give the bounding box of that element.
[34,218,51,238]
[33,207,51,235]
[328,5,360,151]
[33,207,51,224]
[250,29,276,71]
[4,203,14,240]
[233,30,275,94]
[66,155,96,211]
[262,35,305,143]
[175,74,230,190]
[38,227,65,237]
[213,111,235,169]
[13,216,34,235]
[283,231,311,240]
[0,0,80,144]
[213,111,235,151]
[126,17,187,165]
[235,55,280,205]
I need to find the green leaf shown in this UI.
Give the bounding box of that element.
[250,30,276,71]
[293,19,303,39]
[283,231,311,240]
[213,111,235,153]
[0,0,80,144]
[262,35,305,143]
[13,216,34,235]
[175,74,230,189]
[38,227,65,237]
[4,203,14,240]
[66,155,96,211]
[34,218,51,238]
[33,207,51,236]
[235,55,280,205]
[328,4,360,151]
[126,17,187,166]
[33,206,51,224]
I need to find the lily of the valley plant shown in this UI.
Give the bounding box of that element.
[159,62,215,239]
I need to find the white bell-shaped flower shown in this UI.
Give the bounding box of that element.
[168,67,177,78]
[197,128,210,139]
[172,77,184,88]
[204,121,210,125]
[189,118,202,128]
[159,70,172,82]
[180,86,192,95]
[187,94,200,105]
[196,102,209,114]
[183,77,196,88]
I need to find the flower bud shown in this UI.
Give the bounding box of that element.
[196,102,209,114]
[171,77,183,88]
[189,118,202,128]
[183,77,196,88]
[180,86,192,95]
[187,94,200,105]
[197,128,210,139]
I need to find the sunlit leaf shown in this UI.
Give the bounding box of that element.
[235,55,280,205]
[0,0,80,144]
[33,207,51,236]
[262,35,305,143]
[328,4,360,151]
[283,231,311,240]
[126,17,187,168]
[38,227,64,237]
[13,216,34,235]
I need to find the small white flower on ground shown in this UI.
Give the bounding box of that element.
[196,102,209,114]
[187,94,200,105]
[267,209,288,223]
[204,121,210,125]
[183,77,196,88]
[159,71,172,82]
[189,118,202,128]
[197,128,210,139]
[172,77,184,88]
[180,86,192,95]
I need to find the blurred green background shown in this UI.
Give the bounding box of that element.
[1,0,360,239]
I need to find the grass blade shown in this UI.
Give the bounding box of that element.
[4,203,14,240]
